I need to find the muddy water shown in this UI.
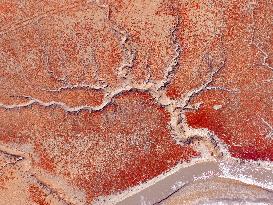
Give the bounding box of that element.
[117,160,273,205]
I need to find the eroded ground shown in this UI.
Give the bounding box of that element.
[0,0,272,204]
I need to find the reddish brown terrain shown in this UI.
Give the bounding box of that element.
[0,0,272,204]
[164,0,273,161]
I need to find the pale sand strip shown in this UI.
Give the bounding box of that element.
[115,159,273,205]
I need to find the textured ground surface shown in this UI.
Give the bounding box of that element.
[0,0,272,204]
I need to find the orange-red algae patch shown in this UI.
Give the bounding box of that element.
[28,184,50,205]
[167,0,273,161]
[0,90,198,203]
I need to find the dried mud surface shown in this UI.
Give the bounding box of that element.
[0,0,272,204]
